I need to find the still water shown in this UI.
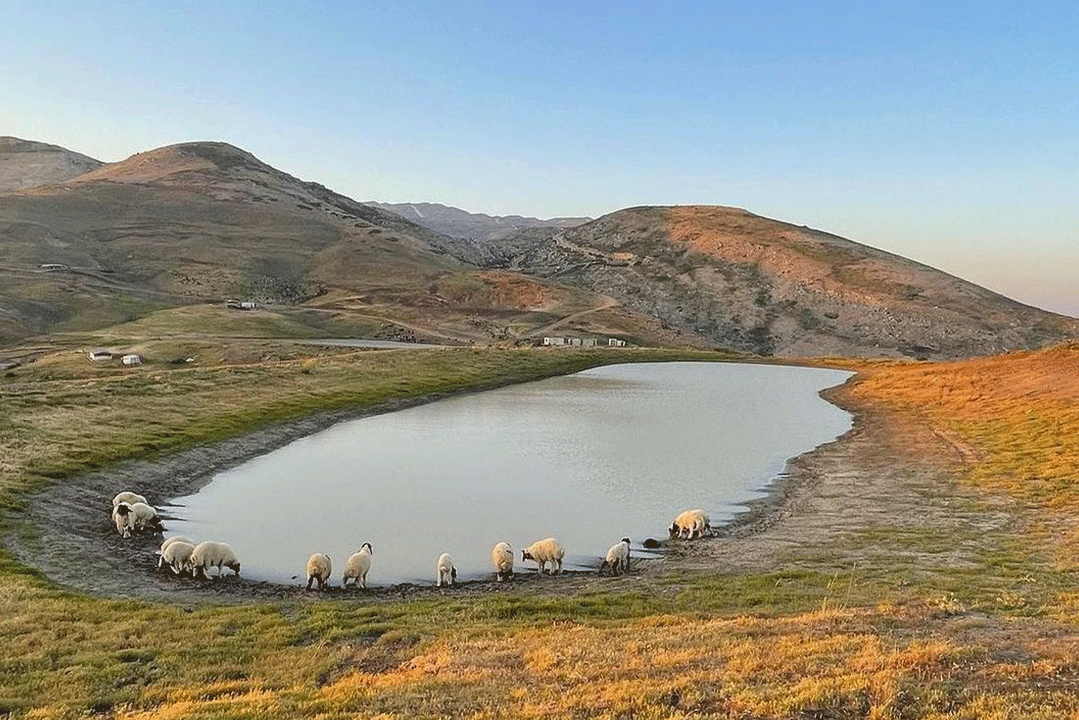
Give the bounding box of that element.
[167,362,852,585]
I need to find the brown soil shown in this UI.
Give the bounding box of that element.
[5,372,1007,604]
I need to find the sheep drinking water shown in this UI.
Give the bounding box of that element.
[669,509,710,540]
[190,541,240,578]
[522,538,565,575]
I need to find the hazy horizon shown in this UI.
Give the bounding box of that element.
[2,2,1075,316]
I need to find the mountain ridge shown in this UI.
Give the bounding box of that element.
[1,135,1075,358]
[367,200,589,241]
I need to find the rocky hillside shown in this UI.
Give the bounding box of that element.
[508,206,1079,359]
[0,139,661,346]
[0,137,103,193]
[367,201,589,241]
[2,137,1075,358]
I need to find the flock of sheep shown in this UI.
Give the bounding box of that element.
[111,489,713,588]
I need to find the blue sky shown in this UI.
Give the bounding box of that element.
[2,1,1076,315]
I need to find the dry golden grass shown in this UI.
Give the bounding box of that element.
[845,344,1079,554]
[5,343,1079,718]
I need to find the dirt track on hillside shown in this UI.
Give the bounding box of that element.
[5,373,1009,605]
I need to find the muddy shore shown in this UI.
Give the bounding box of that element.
[5,371,962,605]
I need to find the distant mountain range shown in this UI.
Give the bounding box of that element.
[365,201,589,241]
[1,135,1075,358]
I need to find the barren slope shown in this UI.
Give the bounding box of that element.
[0,136,103,192]
[512,205,1079,358]
[0,140,649,346]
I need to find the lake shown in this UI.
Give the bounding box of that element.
[166,362,852,585]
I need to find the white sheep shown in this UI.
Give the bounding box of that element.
[190,541,241,578]
[159,536,194,554]
[112,491,147,508]
[111,503,133,538]
[522,537,565,575]
[306,553,332,591]
[159,541,195,575]
[127,502,164,533]
[491,541,514,581]
[156,535,195,569]
[435,553,457,587]
[342,543,372,589]
[599,537,631,575]
[669,509,710,540]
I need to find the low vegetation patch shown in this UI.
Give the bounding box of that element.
[3,342,1079,718]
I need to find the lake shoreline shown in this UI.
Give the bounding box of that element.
[6,360,861,603]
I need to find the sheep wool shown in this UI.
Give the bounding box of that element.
[127,502,164,533]
[435,553,457,587]
[342,543,373,589]
[190,541,241,578]
[111,503,133,538]
[490,541,514,581]
[159,541,196,575]
[599,538,631,575]
[669,509,710,540]
[522,537,565,575]
[112,491,147,508]
[306,553,332,591]
[159,536,194,554]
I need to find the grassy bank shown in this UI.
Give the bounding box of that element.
[3,343,1079,718]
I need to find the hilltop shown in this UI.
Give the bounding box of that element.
[0,139,668,347]
[507,206,1079,358]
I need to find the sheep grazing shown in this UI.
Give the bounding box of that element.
[112,491,147,508]
[306,553,333,591]
[127,502,165,533]
[190,541,241,578]
[599,537,631,576]
[112,503,133,538]
[342,543,373,589]
[435,553,457,587]
[522,537,565,575]
[159,541,196,575]
[669,509,711,540]
[491,541,514,582]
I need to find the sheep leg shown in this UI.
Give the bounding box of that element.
[555,559,563,575]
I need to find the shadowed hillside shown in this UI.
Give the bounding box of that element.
[0,140,665,346]
[367,201,589,241]
[509,206,1079,358]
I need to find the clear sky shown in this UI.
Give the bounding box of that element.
[2,1,1076,316]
